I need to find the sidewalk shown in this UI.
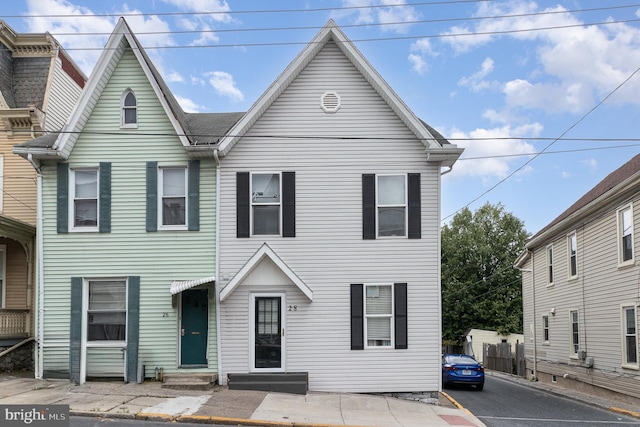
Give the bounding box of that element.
[0,374,486,427]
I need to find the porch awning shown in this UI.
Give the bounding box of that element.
[170,276,215,295]
[0,215,35,245]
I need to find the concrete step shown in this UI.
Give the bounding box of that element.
[162,373,218,390]
[228,372,308,395]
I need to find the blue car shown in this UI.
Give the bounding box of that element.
[442,354,485,391]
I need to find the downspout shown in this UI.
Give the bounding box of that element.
[531,251,537,380]
[27,154,44,380]
[213,149,223,385]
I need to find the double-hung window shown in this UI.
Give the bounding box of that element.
[365,284,393,347]
[570,310,579,356]
[121,89,137,127]
[362,173,420,239]
[618,205,634,265]
[546,245,554,285]
[87,279,127,342]
[159,167,187,229]
[252,173,281,235]
[542,315,549,343]
[568,232,577,279]
[0,245,5,308]
[622,305,638,367]
[377,175,407,237]
[71,169,98,230]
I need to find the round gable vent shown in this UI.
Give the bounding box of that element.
[320,91,341,113]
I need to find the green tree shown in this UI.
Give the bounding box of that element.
[441,202,529,343]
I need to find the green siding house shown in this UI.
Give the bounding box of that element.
[14,19,239,384]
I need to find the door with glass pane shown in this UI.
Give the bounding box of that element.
[252,295,284,371]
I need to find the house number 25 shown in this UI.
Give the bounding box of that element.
[288,305,297,311]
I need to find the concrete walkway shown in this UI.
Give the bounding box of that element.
[0,374,486,427]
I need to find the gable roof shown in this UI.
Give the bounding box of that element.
[220,243,313,302]
[216,19,463,167]
[525,153,640,249]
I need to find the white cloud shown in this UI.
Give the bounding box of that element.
[581,158,598,172]
[205,71,244,102]
[446,123,540,180]
[162,0,231,46]
[166,71,185,83]
[458,57,497,92]
[336,0,419,33]
[408,54,427,74]
[25,0,176,76]
[174,95,203,113]
[439,1,640,112]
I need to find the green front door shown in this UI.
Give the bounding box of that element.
[180,289,208,366]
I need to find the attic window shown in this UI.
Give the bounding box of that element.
[121,89,137,128]
[320,91,341,113]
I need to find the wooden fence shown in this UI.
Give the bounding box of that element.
[483,341,526,377]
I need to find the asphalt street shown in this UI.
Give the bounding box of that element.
[446,376,640,427]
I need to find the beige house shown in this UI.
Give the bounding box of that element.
[0,20,85,368]
[516,154,640,406]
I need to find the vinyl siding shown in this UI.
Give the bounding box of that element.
[525,190,640,398]
[40,49,217,379]
[0,135,37,224]
[2,238,29,309]
[219,41,441,393]
[43,55,84,132]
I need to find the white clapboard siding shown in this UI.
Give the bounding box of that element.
[44,55,84,132]
[218,41,442,392]
[41,49,217,379]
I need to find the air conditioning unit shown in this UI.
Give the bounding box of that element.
[577,350,587,360]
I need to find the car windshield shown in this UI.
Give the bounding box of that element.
[446,356,478,365]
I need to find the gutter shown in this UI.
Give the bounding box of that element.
[26,154,44,380]
[515,250,536,379]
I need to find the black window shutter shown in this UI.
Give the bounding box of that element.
[57,163,69,233]
[146,162,157,232]
[350,284,364,350]
[99,162,111,233]
[282,171,296,237]
[188,160,200,231]
[407,173,421,239]
[394,283,408,349]
[69,277,82,383]
[237,172,250,238]
[126,276,140,382]
[362,174,376,240]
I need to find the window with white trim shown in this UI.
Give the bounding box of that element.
[622,305,638,367]
[0,154,3,212]
[568,232,577,279]
[364,284,393,348]
[570,310,579,356]
[121,89,137,127]
[0,245,5,308]
[159,167,187,229]
[87,279,126,342]
[618,205,634,265]
[251,172,281,235]
[546,245,554,285]
[542,315,549,343]
[71,168,98,230]
[377,175,407,237]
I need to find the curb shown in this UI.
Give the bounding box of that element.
[440,391,474,417]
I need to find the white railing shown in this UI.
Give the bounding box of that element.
[0,310,30,338]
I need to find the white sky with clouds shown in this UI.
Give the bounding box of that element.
[5,0,640,234]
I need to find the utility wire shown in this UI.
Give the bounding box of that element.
[442,64,640,223]
[38,18,640,50]
[39,4,640,37]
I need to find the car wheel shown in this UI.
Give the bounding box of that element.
[476,384,484,391]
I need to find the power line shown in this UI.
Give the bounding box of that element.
[1,1,498,19]
[39,4,640,37]
[24,18,640,50]
[442,64,640,223]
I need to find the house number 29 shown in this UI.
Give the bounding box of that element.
[288,305,297,311]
